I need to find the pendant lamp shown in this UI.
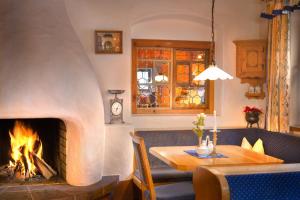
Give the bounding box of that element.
[194,0,233,81]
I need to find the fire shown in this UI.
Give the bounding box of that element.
[9,121,43,178]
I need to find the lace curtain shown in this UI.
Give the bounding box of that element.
[263,0,299,132]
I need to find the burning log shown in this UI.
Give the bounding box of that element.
[31,152,57,179]
[13,161,25,180]
[0,155,57,180]
[0,121,57,181]
[19,146,30,179]
[0,162,25,180]
[0,164,12,176]
[0,164,9,171]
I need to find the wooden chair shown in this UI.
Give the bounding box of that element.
[130,132,194,200]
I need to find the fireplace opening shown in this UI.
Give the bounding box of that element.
[0,118,66,185]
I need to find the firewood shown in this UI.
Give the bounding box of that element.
[20,147,29,177]
[31,152,57,179]
[0,164,9,171]
[13,161,25,180]
[0,164,12,176]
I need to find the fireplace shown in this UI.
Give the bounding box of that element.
[0,118,66,184]
[0,0,105,186]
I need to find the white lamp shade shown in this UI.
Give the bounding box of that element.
[194,65,233,80]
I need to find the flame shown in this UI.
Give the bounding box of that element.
[9,121,43,178]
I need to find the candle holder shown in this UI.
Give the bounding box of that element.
[209,129,220,155]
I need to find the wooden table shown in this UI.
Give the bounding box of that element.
[150,145,283,171]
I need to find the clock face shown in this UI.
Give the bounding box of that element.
[111,102,122,116]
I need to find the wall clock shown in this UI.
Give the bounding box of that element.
[108,90,125,124]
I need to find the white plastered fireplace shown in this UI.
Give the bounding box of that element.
[0,0,105,186]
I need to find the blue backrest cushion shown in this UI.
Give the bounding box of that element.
[254,130,300,163]
[132,140,148,184]
[225,172,300,200]
[207,128,300,163]
[206,128,300,162]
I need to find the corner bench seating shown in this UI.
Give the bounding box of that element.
[135,128,300,184]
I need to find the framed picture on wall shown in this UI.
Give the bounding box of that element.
[95,30,123,54]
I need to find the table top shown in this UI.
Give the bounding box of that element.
[149,145,284,171]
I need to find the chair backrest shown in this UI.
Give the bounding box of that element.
[130,132,156,199]
[135,130,198,168]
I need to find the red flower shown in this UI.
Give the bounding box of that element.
[243,106,251,113]
[243,106,262,113]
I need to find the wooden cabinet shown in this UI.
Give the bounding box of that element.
[234,40,267,78]
[234,40,267,99]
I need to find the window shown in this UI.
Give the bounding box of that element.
[132,39,214,114]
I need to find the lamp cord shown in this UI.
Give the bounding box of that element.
[211,0,216,66]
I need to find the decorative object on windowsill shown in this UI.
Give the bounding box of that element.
[95,30,122,54]
[108,90,125,124]
[244,82,266,99]
[243,106,262,128]
[194,0,233,155]
[154,73,168,83]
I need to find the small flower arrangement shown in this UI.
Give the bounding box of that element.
[243,106,262,113]
[192,113,206,138]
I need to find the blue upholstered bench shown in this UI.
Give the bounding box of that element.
[135,128,300,183]
[226,172,300,200]
[193,164,300,200]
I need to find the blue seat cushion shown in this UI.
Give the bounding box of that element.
[144,181,194,200]
[134,167,192,183]
[225,172,300,200]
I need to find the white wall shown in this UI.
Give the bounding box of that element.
[103,124,134,180]
[290,12,300,126]
[65,0,267,130]
[63,0,269,181]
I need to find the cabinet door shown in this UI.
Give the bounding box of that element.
[235,40,266,78]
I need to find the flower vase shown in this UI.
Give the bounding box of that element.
[197,136,202,148]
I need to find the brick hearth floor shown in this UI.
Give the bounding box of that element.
[0,176,119,200]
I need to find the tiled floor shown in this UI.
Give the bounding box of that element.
[0,176,118,200]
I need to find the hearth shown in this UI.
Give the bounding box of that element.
[0,118,66,185]
[0,0,105,186]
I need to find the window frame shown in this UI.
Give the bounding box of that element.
[132,39,214,115]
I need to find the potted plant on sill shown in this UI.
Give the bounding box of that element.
[243,106,262,128]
